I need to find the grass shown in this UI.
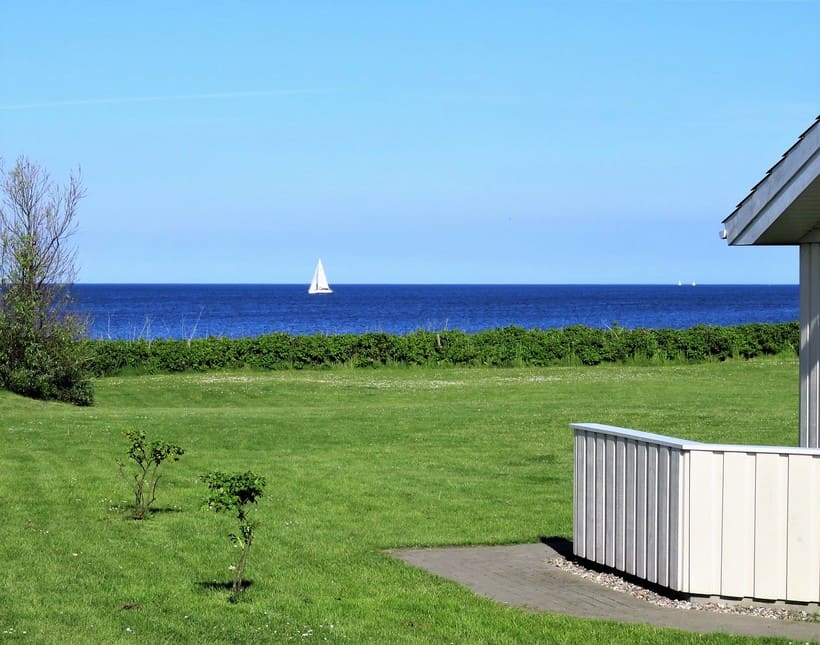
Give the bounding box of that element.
[0,357,802,643]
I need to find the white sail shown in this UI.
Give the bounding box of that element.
[308,258,333,294]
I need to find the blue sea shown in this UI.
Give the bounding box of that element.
[69,284,799,341]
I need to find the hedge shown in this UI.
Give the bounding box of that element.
[83,322,800,376]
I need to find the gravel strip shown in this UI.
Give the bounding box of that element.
[548,556,820,623]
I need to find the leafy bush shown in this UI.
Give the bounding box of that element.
[0,315,93,405]
[86,322,800,376]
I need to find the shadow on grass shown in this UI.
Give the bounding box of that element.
[106,506,185,521]
[142,506,184,515]
[540,536,573,558]
[195,580,254,592]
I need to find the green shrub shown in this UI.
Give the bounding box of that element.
[0,318,93,405]
[86,321,801,376]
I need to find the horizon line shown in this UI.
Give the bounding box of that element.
[71,281,800,287]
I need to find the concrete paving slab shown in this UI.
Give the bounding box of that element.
[388,543,820,642]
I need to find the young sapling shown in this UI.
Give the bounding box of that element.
[202,470,266,601]
[118,430,184,519]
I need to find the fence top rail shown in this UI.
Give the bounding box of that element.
[570,422,820,457]
[571,422,700,450]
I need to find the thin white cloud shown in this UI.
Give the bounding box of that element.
[0,89,322,111]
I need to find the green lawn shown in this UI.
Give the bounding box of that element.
[0,358,801,643]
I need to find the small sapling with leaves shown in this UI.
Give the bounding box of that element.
[118,430,184,519]
[202,470,266,601]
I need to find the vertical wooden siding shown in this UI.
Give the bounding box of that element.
[686,449,820,602]
[572,425,684,590]
[572,423,820,603]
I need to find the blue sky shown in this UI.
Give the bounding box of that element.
[2,2,818,284]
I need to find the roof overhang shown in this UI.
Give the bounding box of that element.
[722,116,820,246]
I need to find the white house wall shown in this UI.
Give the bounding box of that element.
[801,242,820,448]
[573,424,685,591]
[572,423,820,603]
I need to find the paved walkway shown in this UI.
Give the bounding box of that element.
[388,542,820,642]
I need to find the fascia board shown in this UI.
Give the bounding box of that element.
[723,120,820,245]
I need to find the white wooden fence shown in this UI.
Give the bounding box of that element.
[572,422,820,603]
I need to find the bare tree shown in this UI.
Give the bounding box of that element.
[0,157,84,322]
[0,156,93,404]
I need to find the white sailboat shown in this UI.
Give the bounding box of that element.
[308,258,333,294]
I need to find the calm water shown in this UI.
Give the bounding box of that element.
[69,284,799,341]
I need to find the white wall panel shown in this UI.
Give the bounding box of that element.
[624,439,637,575]
[605,434,616,567]
[571,423,820,603]
[615,438,627,571]
[754,453,789,600]
[635,441,647,580]
[687,450,724,595]
[720,452,756,598]
[786,455,820,601]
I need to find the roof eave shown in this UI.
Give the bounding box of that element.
[722,116,820,246]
